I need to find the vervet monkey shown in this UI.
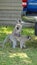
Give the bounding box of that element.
[3,19,30,48]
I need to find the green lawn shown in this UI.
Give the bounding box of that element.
[0,26,37,65]
[0,48,37,65]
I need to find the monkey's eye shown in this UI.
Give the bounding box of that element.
[17,27,19,30]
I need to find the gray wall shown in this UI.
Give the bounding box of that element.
[0,0,22,25]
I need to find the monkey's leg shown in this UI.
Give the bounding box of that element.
[12,38,17,48]
[9,35,17,48]
[20,40,24,49]
[20,40,26,49]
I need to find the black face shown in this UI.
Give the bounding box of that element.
[17,27,19,30]
[27,36,31,40]
[27,36,30,39]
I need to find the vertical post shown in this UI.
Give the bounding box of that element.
[35,22,37,36]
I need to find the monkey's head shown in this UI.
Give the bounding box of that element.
[17,19,24,25]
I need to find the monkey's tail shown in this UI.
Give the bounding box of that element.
[2,34,10,48]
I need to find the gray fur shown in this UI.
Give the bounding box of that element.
[3,19,28,48]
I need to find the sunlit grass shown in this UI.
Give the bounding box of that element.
[21,27,34,35]
[9,53,28,58]
[0,26,14,41]
[0,26,14,34]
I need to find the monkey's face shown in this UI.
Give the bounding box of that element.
[17,27,19,30]
[16,25,20,33]
[27,36,31,40]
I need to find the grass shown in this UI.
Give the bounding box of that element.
[0,26,37,65]
[21,27,34,35]
[0,48,37,65]
[0,26,14,41]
